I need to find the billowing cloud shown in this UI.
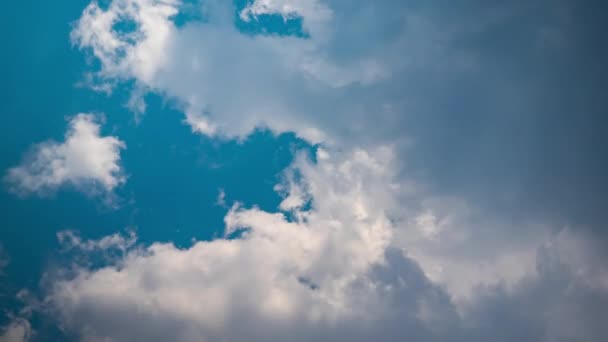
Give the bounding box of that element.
[70,0,608,232]
[47,147,400,341]
[46,147,608,341]
[70,0,402,143]
[5,114,125,196]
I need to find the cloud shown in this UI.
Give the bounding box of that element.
[70,0,608,234]
[45,147,608,341]
[239,0,333,37]
[70,0,399,143]
[67,0,608,289]
[57,230,137,254]
[462,231,608,342]
[5,114,126,197]
[46,0,608,340]
[0,319,32,342]
[0,251,30,342]
[46,147,401,341]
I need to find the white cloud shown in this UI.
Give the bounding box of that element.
[47,147,404,341]
[215,188,226,207]
[46,146,608,341]
[0,319,31,342]
[72,0,180,85]
[57,230,137,254]
[391,195,549,302]
[71,0,402,142]
[0,251,31,342]
[5,114,125,196]
[239,0,333,37]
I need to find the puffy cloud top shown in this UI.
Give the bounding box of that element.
[5,114,125,196]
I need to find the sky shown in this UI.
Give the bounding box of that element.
[0,0,607,341]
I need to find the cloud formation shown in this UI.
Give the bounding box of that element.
[70,0,608,232]
[71,0,401,143]
[48,147,400,341]
[46,147,608,341]
[5,114,125,196]
[35,0,608,341]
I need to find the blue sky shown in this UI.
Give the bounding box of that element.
[1,1,607,341]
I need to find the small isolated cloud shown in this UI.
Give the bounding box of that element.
[4,114,125,197]
[57,230,137,253]
[215,188,226,207]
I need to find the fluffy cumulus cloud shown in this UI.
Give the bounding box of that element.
[47,148,401,341]
[5,114,125,196]
[71,0,401,142]
[45,147,608,341]
[36,0,608,341]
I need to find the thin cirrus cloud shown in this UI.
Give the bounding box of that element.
[4,114,125,197]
